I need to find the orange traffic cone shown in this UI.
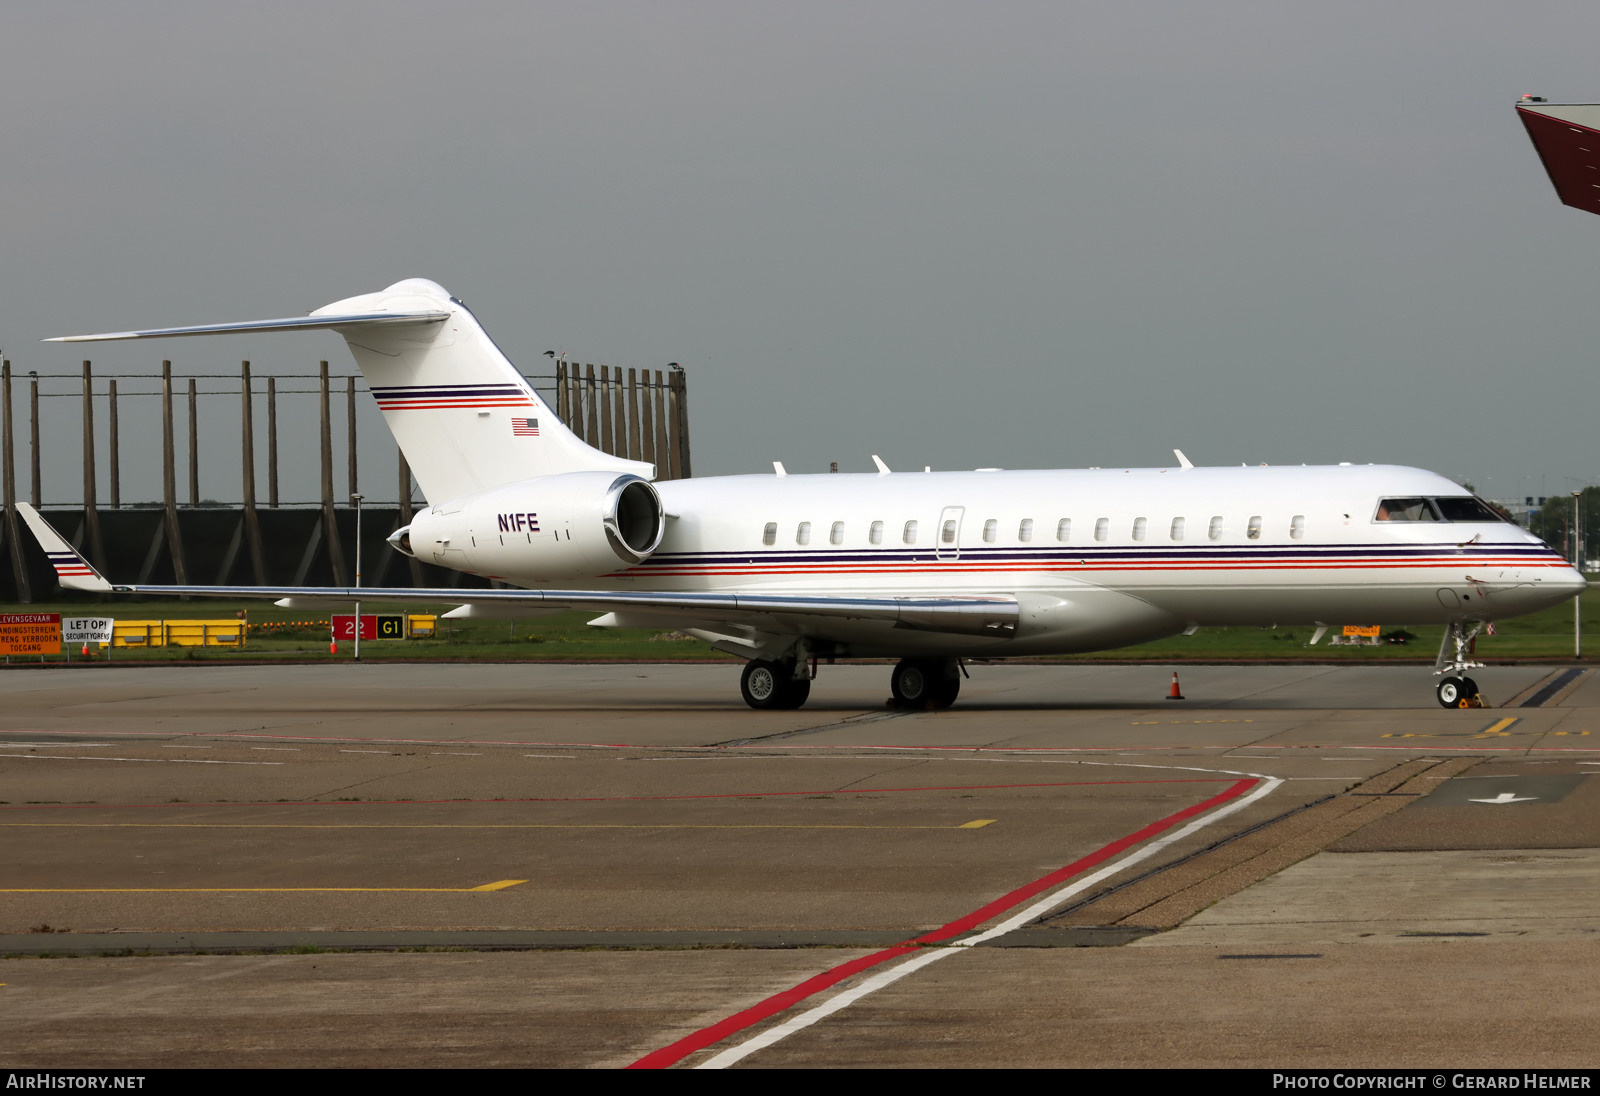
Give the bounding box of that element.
[1166,671,1185,700]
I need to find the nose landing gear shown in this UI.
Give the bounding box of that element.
[1434,621,1487,708]
[1435,675,1482,708]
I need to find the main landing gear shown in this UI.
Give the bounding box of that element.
[740,658,811,710]
[1434,620,1486,709]
[738,655,964,710]
[889,657,961,709]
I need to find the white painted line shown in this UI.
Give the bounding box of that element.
[0,743,113,749]
[430,752,481,757]
[339,749,390,755]
[9,754,284,766]
[632,756,748,762]
[699,769,1283,1069]
[523,754,576,759]
[250,747,299,752]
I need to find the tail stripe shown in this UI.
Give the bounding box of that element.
[371,383,535,412]
[45,550,97,578]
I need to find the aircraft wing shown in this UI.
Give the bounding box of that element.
[1515,100,1600,216]
[15,504,1017,639]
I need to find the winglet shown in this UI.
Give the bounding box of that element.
[15,503,113,592]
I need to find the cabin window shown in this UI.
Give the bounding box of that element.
[1056,518,1071,542]
[982,519,998,543]
[830,521,844,545]
[941,519,958,545]
[762,522,777,546]
[1018,518,1034,542]
[903,520,918,545]
[1208,516,1223,541]
[869,520,884,545]
[796,521,811,546]
[1374,497,1440,522]
[1290,514,1306,540]
[1170,517,1185,541]
[1132,517,1147,541]
[1247,515,1262,540]
[1094,517,1109,542]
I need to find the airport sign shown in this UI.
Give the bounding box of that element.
[0,612,62,655]
[332,614,405,641]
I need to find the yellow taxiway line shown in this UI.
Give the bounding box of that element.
[0,879,529,894]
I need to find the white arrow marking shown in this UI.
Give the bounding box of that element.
[1468,792,1539,805]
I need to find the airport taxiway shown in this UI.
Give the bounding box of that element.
[1,661,1597,1068]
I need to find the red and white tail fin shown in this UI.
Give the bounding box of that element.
[47,279,655,504]
[15,503,113,593]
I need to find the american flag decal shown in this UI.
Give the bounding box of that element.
[512,417,540,437]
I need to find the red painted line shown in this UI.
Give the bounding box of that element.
[627,776,1259,1069]
[0,777,1228,812]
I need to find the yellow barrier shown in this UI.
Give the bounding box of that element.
[165,620,246,647]
[111,621,162,647]
[406,614,437,638]
[111,620,248,648]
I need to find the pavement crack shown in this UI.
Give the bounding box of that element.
[313,764,440,799]
[707,707,915,748]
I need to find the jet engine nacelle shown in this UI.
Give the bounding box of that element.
[394,472,665,583]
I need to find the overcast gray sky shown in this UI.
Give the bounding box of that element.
[5,0,1600,506]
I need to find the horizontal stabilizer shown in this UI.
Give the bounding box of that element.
[44,311,450,343]
[15,503,112,592]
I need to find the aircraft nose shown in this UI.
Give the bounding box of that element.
[1519,564,1588,609]
[1553,564,1590,596]
[1484,564,1587,614]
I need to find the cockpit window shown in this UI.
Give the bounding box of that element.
[1375,497,1502,523]
[1433,496,1501,522]
[1374,498,1439,522]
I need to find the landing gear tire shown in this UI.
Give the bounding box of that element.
[1436,676,1466,708]
[1461,677,1479,703]
[890,658,960,709]
[779,677,811,710]
[741,659,810,710]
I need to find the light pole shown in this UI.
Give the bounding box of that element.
[1575,491,1584,659]
[351,493,363,662]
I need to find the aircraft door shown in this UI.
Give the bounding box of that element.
[936,506,965,561]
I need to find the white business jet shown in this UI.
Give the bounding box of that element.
[21,279,1584,709]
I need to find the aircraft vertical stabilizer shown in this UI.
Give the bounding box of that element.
[313,280,654,502]
[46,278,655,504]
